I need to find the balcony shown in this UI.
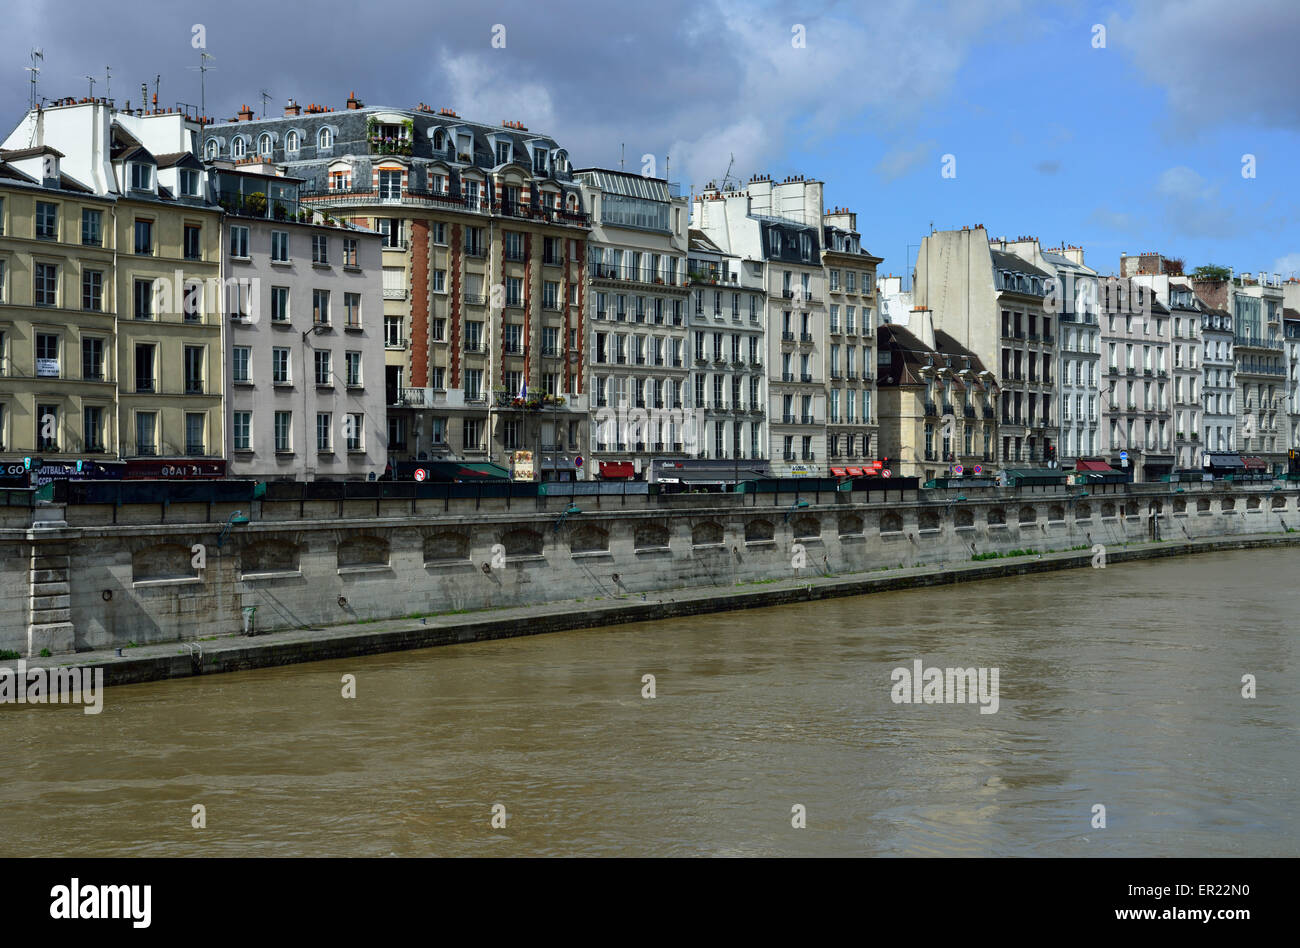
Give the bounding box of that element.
[924,401,938,417]
[782,331,796,341]
[782,414,796,424]
[800,373,813,383]
[800,414,815,425]
[784,451,797,461]
[782,372,794,382]
[800,332,814,343]
[801,451,816,461]
[963,405,976,418]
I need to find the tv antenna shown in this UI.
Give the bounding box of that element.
[105,65,111,99]
[188,52,215,116]
[83,74,96,98]
[25,49,44,110]
[720,153,736,191]
[259,89,271,118]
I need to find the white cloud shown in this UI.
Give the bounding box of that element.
[1273,253,1300,280]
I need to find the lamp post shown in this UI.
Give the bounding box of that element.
[302,325,327,481]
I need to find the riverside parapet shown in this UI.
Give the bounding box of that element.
[1,479,1296,656]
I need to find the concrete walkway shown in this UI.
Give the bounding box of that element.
[7,528,1297,688]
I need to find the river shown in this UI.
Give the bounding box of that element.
[2,547,1296,856]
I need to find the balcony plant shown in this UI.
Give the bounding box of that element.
[245,191,268,216]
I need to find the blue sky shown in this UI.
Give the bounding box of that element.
[4,0,1297,280]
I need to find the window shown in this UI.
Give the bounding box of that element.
[133,279,153,319]
[286,131,299,152]
[135,408,157,452]
[317,412,332,452]
[346,413,363,451]
[318,128,332,149]
[378,170,402,200]
[462,417,482,450]
[465,369,483,400]
[83,406,104,452]
[272,347,291,384]
[313,289,330,325]
[36,333,60,377]
[271,231,289,262]
[134,219,153,254]
[344,293,361,328]
[346,351,362,387]
[35,263,58,307]
[274,411,292,452]
[229,225,249,258]
[36,404,58,451]
[385,316,404,348]
[258,134,272,157]
[271,286,290,322]
[81,337,104,380]
[378,218,403,249]
[312,235,328,264]
[131,343,154,392]
[185,413,206,455]
[82,209,102,246]
[82,269,103,311]
[130,163,153,191]
[179,169,199,197]
[343,238,357,267]
[184,346,204,394]
[232,411,251,451]
[505,276,522,306]
[35,202,57,239]
[431,222,446,244]
[315,349,332,386]
[0,260,5,303]
[232,346,251,383]
[205,139,220,160]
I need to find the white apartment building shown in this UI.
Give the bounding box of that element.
[1099,278,1174,481]
[579,168,691,478]
[694,174,827,476]
[822,208,881,465]
[686,229,767,466]
[1130,273,1206,469]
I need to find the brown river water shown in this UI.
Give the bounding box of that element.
[2,548,1297,856]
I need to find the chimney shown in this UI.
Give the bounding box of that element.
[346,91,362,110]
[284,99,301,117]
[237,103,254,122]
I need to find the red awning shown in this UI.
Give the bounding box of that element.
[870,460,883,470]
[1075,459,1115,472]
[830,466,848,476]
[599,461,635,478]
[1241,456,1266,470]
[846,466,864,476]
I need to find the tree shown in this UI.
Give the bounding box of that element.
[1192,263,1231,281]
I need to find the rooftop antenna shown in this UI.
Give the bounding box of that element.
[720,153,736,191]
[154,74,161,109]
[620,142,624,170]
[84,74,96,98]
[25,49,44,111]
[105,65,111,100]
[259,88,271,118]
[188,53,215,116]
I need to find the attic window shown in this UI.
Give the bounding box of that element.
[231,138,246,159]
[180,169,199,197]
[130,163,153,190]
[259,134,272,157]
[495,141,511,165]
[532,148,547,173]
[204,139,219,159]
[286,131,299,152]
[318,128,332,149]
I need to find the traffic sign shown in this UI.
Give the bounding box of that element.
[414,468,427,482]
[973,465,982,475]
[954,464,964,475]
[882,469,892,478]
[575,455,583,468]
[1119,450,1129,460]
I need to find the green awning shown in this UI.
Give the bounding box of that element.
[1004,468,1068,485]
[424,461,511,481]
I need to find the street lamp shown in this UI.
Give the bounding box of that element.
[217,510,250,549]
[554,503,581,531]
[784,497,809,523]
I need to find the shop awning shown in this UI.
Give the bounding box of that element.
[416,461,511,481]
[599,461,635,478]
[1241,456,1267,470]
[846,466,864,476]
[1205,454,1245,469]
[830,466,848,476]
[1075,459,1115,472]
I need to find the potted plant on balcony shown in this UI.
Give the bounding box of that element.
[245,191,267,216]
[272,202,288,220]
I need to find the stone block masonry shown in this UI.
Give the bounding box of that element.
[0,482,1296,656]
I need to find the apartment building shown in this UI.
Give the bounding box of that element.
[1,99,223,466]
[1192,272,1286,471]
[822,207,881,465]
[211,161,385,479]
[1098,277,1174,480]
[202,95,590,476]
[1284,303,1300,452]
[912,226,1056,467]
[578,168,691,479]
[876,306,998,481]
[1200,303,1236,454]
[694,174,827,476]
[685,228,768,468]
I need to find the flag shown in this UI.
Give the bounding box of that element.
[517,378,527,400]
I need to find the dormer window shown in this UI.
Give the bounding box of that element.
[532,148,548,174]
[180,169,199,197]
[318,128,332,149]
[495,141,511,165]
[204,139,219,160]
[800,233,811,261]
[130,163,153,191]
[231,138,246,159]
[286,130,299,152]
[433,129,446,151]
[258,134,272,157]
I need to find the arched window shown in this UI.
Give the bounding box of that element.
[258,134,272,157]
[285,130,299,152]
[318,127,332,149]
[433,129,445,151]
[231,137,246,158]
[204,139,219,159]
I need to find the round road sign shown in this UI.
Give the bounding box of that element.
[954,464,964,475]
[414,468,427,482]
[575,455,583,468]
[882,469,893,478]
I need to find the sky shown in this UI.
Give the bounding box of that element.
[4,0,1298,283]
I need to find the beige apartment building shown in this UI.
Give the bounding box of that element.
[1,100,223,466]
